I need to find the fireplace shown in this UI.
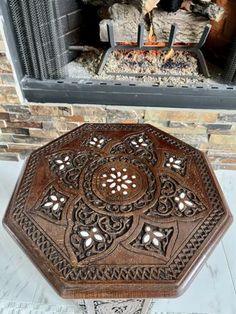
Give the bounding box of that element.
[1,0,236,109]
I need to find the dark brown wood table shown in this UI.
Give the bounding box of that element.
[3,124,232,314]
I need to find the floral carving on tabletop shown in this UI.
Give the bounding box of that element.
[87,134,110,149]
[111,133,158,166]
[78,227,104,248]
[101,167,137,196]
[70,200,133,262]
[142,225,165,247]
[147,175,207,219]
[129,223,175,258]
[164,153,187,176]
[54,155,71,170]
[37,186,68,220]
[45,132,207,264]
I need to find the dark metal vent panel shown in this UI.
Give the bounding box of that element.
[8,0,68,80]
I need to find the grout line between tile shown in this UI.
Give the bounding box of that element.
[221,241,236,295]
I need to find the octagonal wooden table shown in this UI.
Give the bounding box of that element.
[3,124,232,314]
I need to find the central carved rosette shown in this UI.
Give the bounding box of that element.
[82,155,157,216]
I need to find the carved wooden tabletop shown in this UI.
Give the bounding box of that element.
[3,124,232,299]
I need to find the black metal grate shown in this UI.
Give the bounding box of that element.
[223,39,236,85]
[8,0,67,80]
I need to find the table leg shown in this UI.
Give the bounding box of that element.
[84,299,153,314]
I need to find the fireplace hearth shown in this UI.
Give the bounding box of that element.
[1,0,236,109]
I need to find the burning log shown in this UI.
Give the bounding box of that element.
[100,4,148,42]
[181,0,225,22]
[151,8,209,43]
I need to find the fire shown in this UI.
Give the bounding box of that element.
[145,14,165,47]
[117,25,166,48]
[146,24,157,45]
[117,41,137,46]
[145,24,167,47]
[117,40,166,48]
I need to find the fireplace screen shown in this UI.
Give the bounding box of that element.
[2,0,236,108]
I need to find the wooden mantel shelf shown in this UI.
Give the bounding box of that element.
[3,123,232,300]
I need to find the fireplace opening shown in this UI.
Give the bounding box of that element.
[1,0,236,108]
[65,1,216,83]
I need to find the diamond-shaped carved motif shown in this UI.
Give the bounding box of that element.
[164,152,187,176]
[130,223,174,257]
[37,186,68,221]
[3,124,232,299]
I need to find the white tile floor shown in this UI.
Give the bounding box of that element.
[0,161,235,314]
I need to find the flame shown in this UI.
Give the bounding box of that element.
[117,23,165,48]
[146,24,157,45]
[164,48,175,62]
[117,41,137,46]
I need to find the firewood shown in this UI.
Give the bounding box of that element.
[181,0,225,22]
[151,8,209,43]
[100,4,148,42]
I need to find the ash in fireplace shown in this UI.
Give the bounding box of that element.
[103,50,199,77]
[64,49,216,86]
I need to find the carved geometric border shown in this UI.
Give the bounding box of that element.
[9,124,227,281]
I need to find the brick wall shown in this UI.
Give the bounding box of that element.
[0,32,236,170]
[56,0,85,61]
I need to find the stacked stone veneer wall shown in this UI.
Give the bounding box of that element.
[0,32,236,170]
